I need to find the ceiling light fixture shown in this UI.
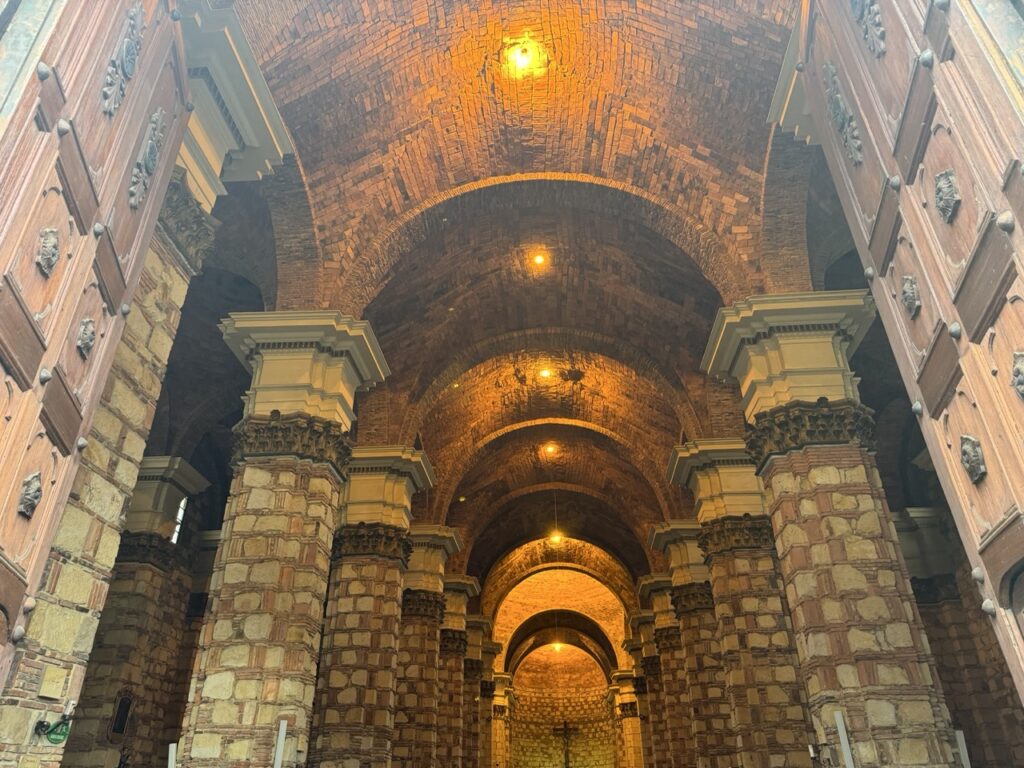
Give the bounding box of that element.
[553,642,563,652]
[504,36,547,79]
[539,368,552,378]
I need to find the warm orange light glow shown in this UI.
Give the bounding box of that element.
[543,442,558,456]
[458,495,467,502]
[539,368,552,378]
[549,531,563,545]
[533,253,545,265]
[504,37,547,79]
[553,642,564,652]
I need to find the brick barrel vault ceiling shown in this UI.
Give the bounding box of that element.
[232,0,796,311]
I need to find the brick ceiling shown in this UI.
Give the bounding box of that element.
[224,0,800,661]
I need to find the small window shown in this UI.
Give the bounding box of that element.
[1011,571,1024,639]
[110,692,133,736]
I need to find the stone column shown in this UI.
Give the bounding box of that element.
[393,526,461,768]
[437,576,479,768]
[631,611,671,768]
[612,671,646,768]
[491,674,514,768]
[180,312,387,767]
[479,639,501,768]
[66,457,209,768]
[641,576,695,768]
[704,291,957,767]
[650,523,734,768]
[668,443,813,768]
[463,616,491,768]
[624,636,656,768]
[310,447,434,768]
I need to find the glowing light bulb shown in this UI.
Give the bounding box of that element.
[515,46,532,69]
[539,368,552,378]
[549,531,563,545]
[543,443,557,455]
[553,642,563,652]
[533,253,545,265]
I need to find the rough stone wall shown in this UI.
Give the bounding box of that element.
[179,458,340,766]
[654,628,695,767]
[0,241,191,768]
[436,632,466,767]
[62,535,192,768]
[510,651,616,768]
[392,590,444,768]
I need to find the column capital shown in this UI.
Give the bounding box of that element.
[701,290,875,422]
[697,515,775,559]
[343,446,434,528]
[668,439,766,524]
[442,575,480,630]
[127,456,210,535]
[221,310,389,429]
[671,582,714,617]
[405,525,462,593]
[745,397,876,470]
[648,522,710,584]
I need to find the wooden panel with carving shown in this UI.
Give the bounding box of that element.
[883,233,940,363]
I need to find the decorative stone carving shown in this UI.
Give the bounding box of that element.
[157,167,218,274]
[464,657,484,680]
[402,588,446,623]
[823,62,863,166]
[632,676,648,695]
[653,626,682,653]
[960,435,987,484]
[698,516,775,559]
[102,2,145,117]
[492,704,508,719]
[641,655,661,679]
[618,701,640,718]
[1011,352,1024,401]
[851,0,886,56]
[128,109,166,210]
[440,628,469,656]
[934,169,961,223]
[117,531,183,572]
[76,317,97,358]
[332,522,412,566]
[745,398,877,470]
[233,410,353,476]
[900,275,922,318]
[671,581,714,618]
[35,228,60,277]
[17,473,42,518]
[480,679,496,698]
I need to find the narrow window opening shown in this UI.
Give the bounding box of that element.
[110,693,133,735]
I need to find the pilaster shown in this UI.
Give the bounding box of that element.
[462,615,492,768]
[611,669,646,768]
[703,292,957,767]
[437,576,479,768]
[631,611,670,768]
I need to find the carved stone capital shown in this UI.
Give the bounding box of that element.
[640,655,661,679]
[653,626,682,654]
[157,167,219,275]
[333,522,412,567]
[116,531,185,572]
[464,657,484,680]
[233,411,353,476]
[402,588,446,624]
[698,516,775,559]
[745,398,876,470]
[911,574,960,605]
[480,679,496,699]
[671,581,714,617]
[492,704,508,719]
[618,701,639,718]
[440,628,469,657]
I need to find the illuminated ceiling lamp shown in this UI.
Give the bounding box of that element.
[548,487,563,546]
[503,34,548,79]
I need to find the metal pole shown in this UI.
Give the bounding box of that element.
[272,719,288,768]
[167,743,176,768]
[955,730,973,768]
[834,711,855,768]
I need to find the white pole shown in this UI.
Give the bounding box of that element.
[834,710,855,768]
[955,730,973,768]
[167,743,176,768]
[272,719,288,768]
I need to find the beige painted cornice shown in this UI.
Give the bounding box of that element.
[349,446,435,491]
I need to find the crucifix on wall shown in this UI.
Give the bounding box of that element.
[552,720,579,768]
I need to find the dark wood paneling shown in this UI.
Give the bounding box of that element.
[0,554,27,643]
[894,57,937,183]
[868,177,902,273]
[0,274,46,391]
[39,365,82,457]
[93,227,126,313]
[923,1,952,61]
[954,213,1018,342]
[917,320,962,417]
[54,120,98,236]
[36,67,66,133]
[1003,160,1024,228]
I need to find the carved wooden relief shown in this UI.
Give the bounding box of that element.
[953,212,1017,342]
[823,61,864,166]
[0,275,46,391]
[851,0,886,57]
[893,54,936,183]
[917,320,962,417]
[101,1,146,118]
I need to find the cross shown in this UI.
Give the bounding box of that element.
[552,720,579,768]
